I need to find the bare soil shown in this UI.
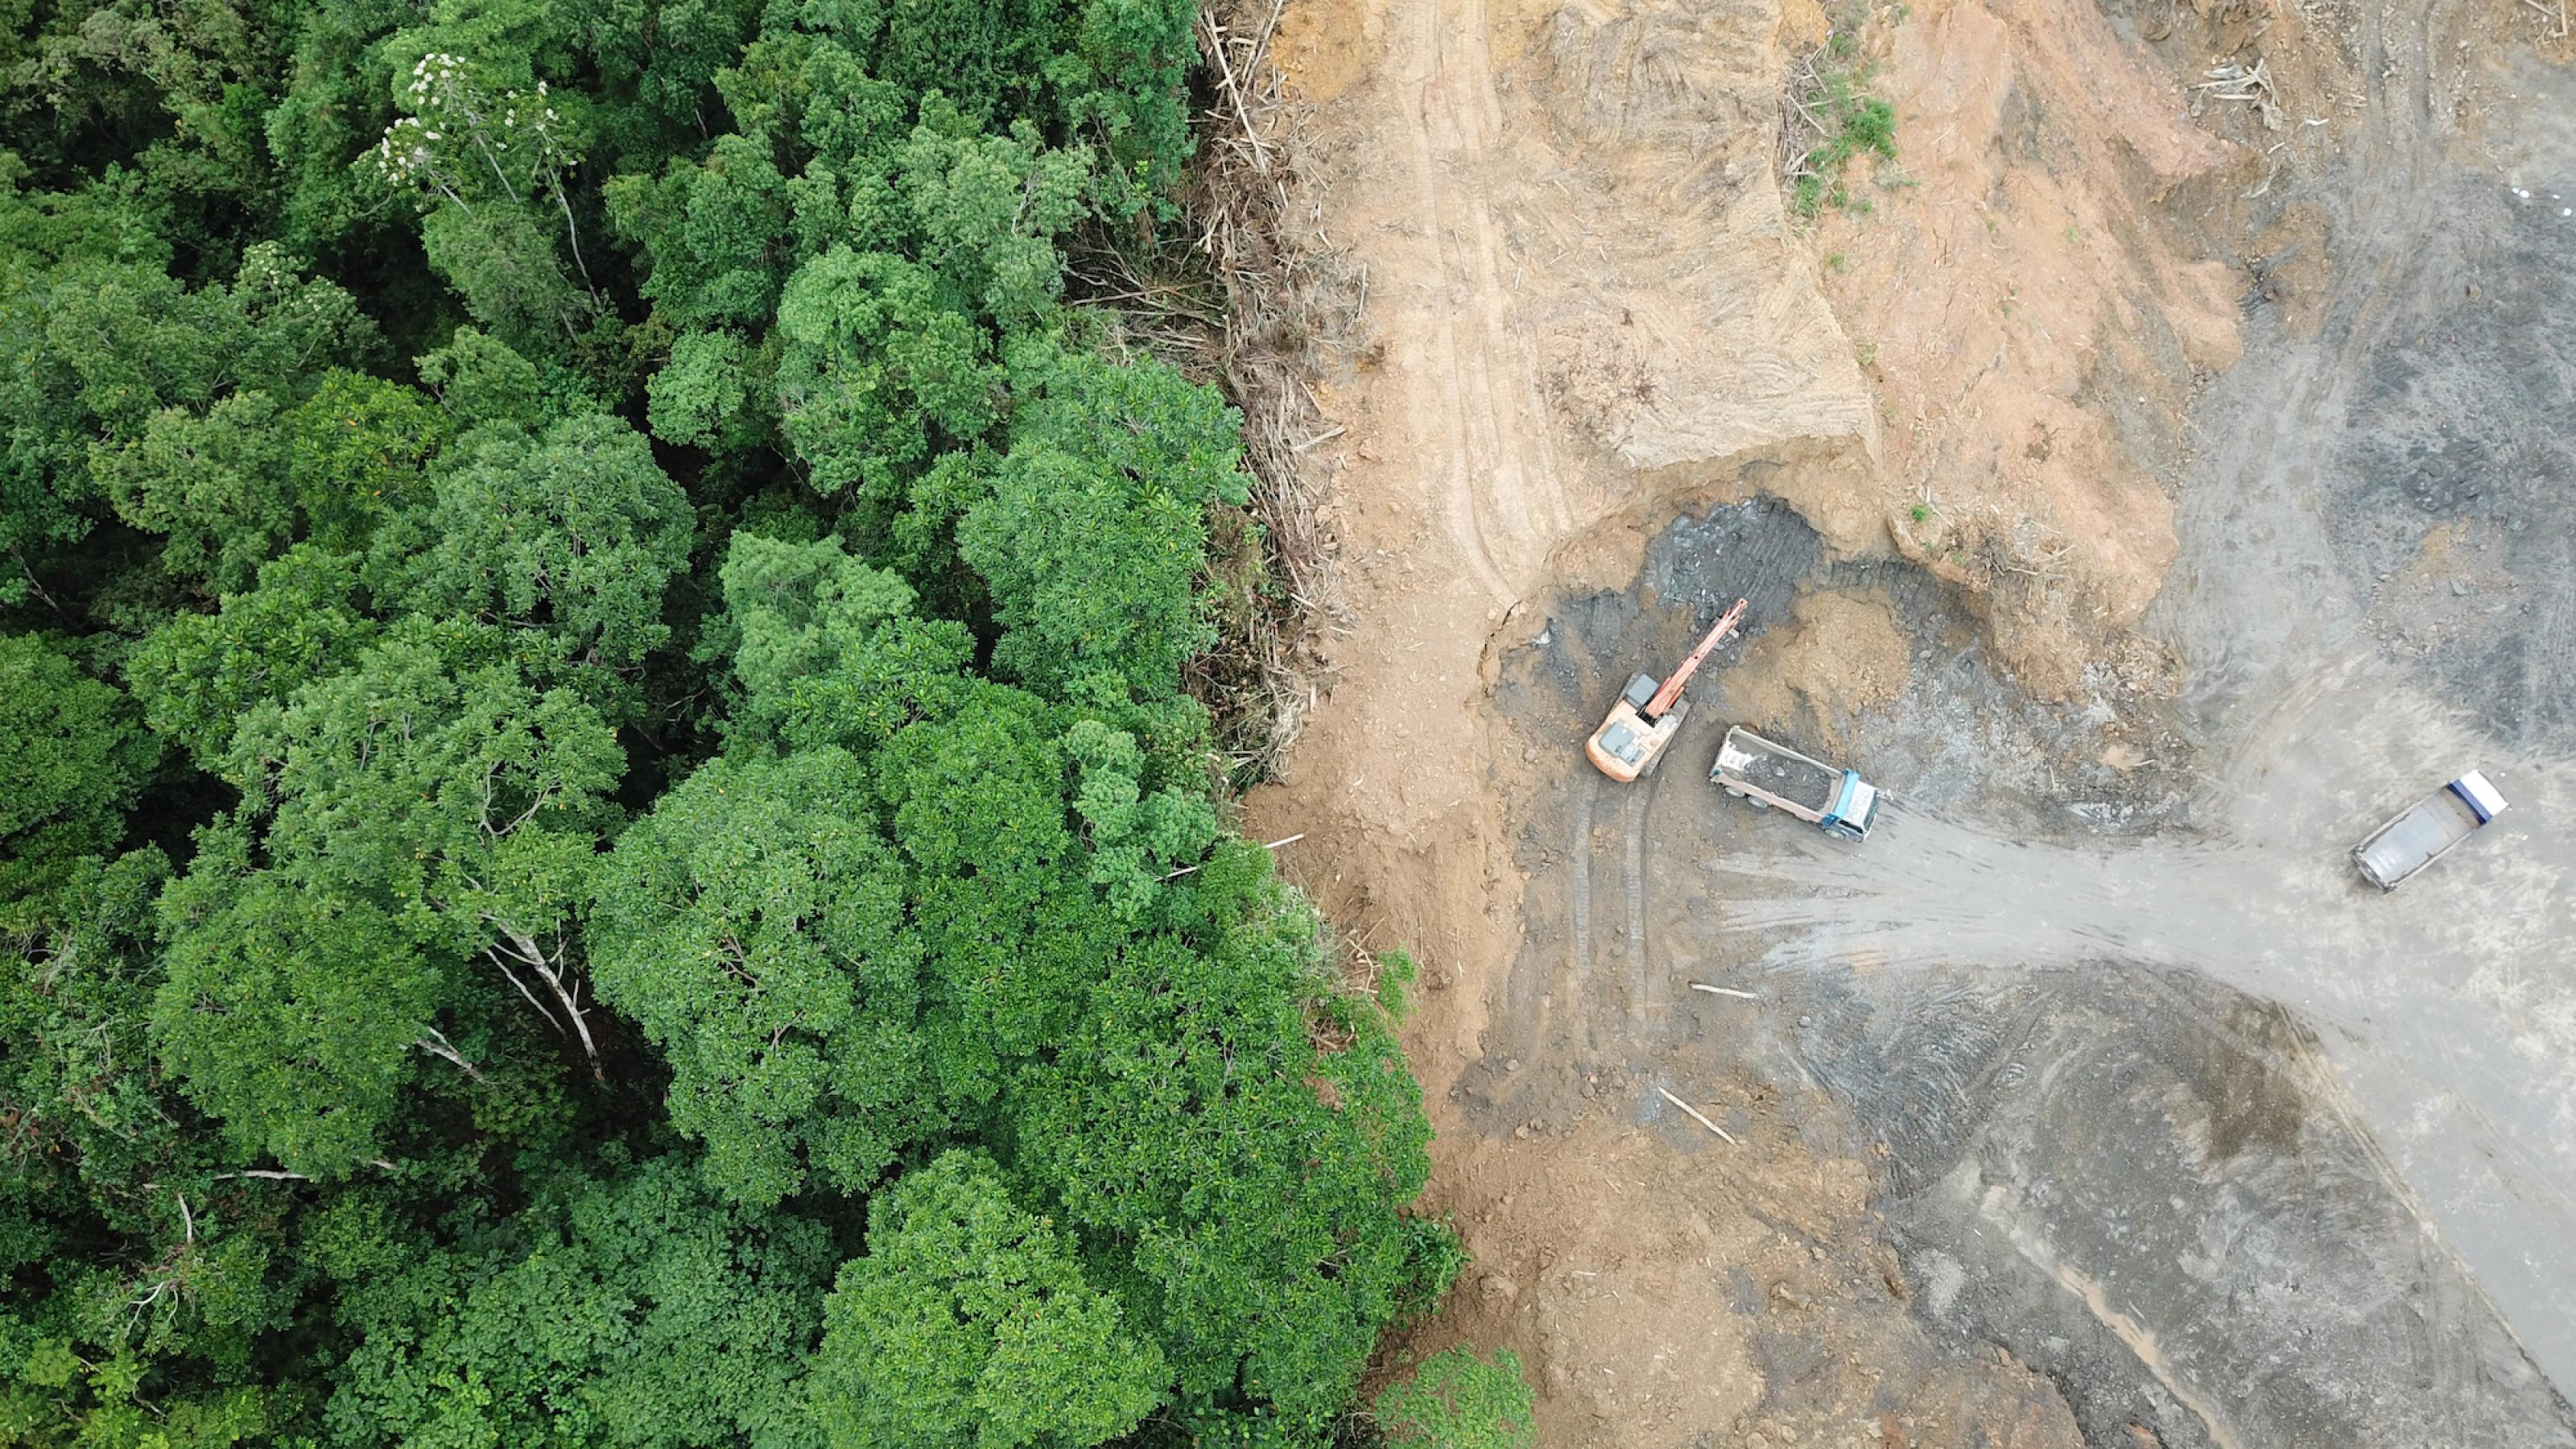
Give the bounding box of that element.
[1241,0,2576,1443]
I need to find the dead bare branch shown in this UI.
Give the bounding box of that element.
[1197,11,1274,174]
[1657,1086,1740,1144]
[414,1027,486,1083]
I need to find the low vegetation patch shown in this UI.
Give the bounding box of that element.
[1785,24,1901,217]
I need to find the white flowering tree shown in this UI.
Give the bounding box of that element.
[373,53,601,341]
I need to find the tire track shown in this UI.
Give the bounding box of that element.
[1566,769,1600,1053]
[2272,1011,2509,1412]
[1622,778,1652,1021]
[1400,71,1517,605]
[2154,0,2443,689]
[1444,0,1575,543]
[1436,0,1569,548]
[1388,0,1575,603]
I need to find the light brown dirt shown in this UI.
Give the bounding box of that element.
[1802,0,2251,699]
[1726,588,1913,749]
[2249,202,2334,338]
[1259,0,1876,1070]
[1429,1122,1769,1434]
[1236,0,2355,1439]
[1410,1105,2084,1446]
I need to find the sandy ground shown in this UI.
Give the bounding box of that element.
[1245,0,2576,1442]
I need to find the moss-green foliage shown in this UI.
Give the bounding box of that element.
[1375,1348,1538,1449]
[319,1156,837,1449]
[368,410,694,714]
[0,635,156,923]
[1006,841,1436,1433]
[1789,27,1897,220]
[0,0,1467,1443]
[963,340,1251,703]
[589,745,941,1206]
[811,1150,1165,1448]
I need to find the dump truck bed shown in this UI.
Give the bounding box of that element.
[1712,729,1843,818]
[2353,772,2506,890]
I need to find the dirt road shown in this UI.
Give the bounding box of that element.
[1248,0,2576,1441]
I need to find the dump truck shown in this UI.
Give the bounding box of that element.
[1584,599,1748,782]
[2351,770,2507,890]
[1711,725,1880,842]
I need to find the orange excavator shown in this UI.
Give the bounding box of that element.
[1583,598,1748,782]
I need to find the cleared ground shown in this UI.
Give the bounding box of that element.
[1248,0,2576,1440]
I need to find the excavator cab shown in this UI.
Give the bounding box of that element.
[1585,692,1691,782]
[1583,600,1748,782]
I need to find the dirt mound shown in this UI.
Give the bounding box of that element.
[1411,1123,1764,1437]
[1294,0,2273,705]
[1509,0,1881,484]
[1724,588,1913,747]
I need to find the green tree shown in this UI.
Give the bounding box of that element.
[126,547,379,770]
[87,370,447,597]
[0,0,284,270]
[418,196,596,353]
[1062,716,1217,922]
[263,0,419,257]
[218,621,621,896]
[0,848,317,1446]
[706,532,966,748]
[4,1343,280,1449]
[605,131,818,334]
[1,852,180,1220]
[153,621,623,1173]
[646,325,768,453]
[1375,1349,1538,1449]
[153,841,440,1179]
[370,49,602,349]
[587,747,936,1205]
[894,114,1092,328]
[88,390,297,593]
[375,411,694,681]
[960,342,1249,702]
[1056,0,1200,215]
[1008,844,1439,1437]
[870,685,1115,1107]
[415,325,568,429]
[323,1155,833,1449]
[0,634,155,923]
[0,238,376,605]
[811,1150,1165,1449]
[558,0,763,175]
[772,246,999,499]
[283,369,454,551]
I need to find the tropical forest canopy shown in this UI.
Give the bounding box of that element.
[0,0,1464,1443]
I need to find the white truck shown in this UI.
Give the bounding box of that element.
[1711,725,1881,842]
[2351,770,2508,890]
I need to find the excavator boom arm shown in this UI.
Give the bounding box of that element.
[1643,597,1748,718]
